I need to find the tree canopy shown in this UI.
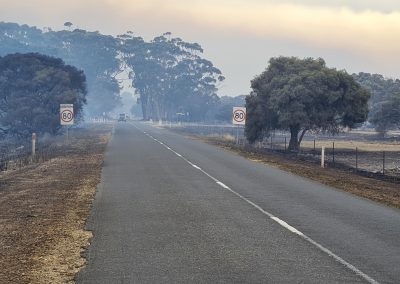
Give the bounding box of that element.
[0,53,87,138]
[206,95,246,122]
[353,72,400,134]
[0,22,224,120]
[246,57,370,151]
[121,32,224,121]
[370,94,400,135]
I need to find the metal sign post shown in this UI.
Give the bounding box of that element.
[232,107,246,145]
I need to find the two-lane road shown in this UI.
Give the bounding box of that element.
[77,122,400,283]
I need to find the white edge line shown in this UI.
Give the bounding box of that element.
[133,123,379,284]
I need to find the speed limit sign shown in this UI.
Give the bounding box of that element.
[60,104,74,126]
[232,107,246,125]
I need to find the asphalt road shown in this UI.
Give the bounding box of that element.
[77,122,400,283]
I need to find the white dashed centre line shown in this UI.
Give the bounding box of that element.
[216,181,230,190]
[133,124,379,284]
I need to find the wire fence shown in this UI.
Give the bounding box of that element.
[169,123,400,182]
[0,130,84,180]
[0,142,66,173]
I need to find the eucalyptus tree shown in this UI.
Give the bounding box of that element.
[0,22,121,116]
[370,94,400,136]
[0,22,49,55]
[246,57,370,151]
[121,32,224,121]
[48,28,122,116]
[0,53,86,138]
[0,22,225,120]
[353,72,400,134]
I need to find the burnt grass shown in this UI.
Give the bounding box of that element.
[197,136,400,209]
[0,125,111,283]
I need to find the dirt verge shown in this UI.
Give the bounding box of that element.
[0,125,112,283]
[199,136,400,209]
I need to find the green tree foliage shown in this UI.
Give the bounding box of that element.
[121,32,224,121]
[0,22,121,116]
[47,29,121,116]
[246,57,370,151]
[370,94,400,135]
[206,95,246,122]
[0,53,86,138]
[0,22,224,120]
[64,22,73,28]
[353,72,400,134]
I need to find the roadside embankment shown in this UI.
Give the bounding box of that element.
[0,125,112,283]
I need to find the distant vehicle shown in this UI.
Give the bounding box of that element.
[118,113,127,122]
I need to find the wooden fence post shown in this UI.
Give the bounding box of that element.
[32,133,36,158]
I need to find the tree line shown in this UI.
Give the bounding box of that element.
[1,22,398,145]
[0,22,223,121]
[353,73,400,135]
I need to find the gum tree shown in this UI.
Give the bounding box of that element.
[246,57,370,151]
[0,53,86,138]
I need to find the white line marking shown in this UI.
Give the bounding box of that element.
[133,123,379,284]
[216,181,230,189]
[192,165,201,170]
[271,217,304,236]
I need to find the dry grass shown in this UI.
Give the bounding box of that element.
[0,125,112,283]
[300,139,400,152]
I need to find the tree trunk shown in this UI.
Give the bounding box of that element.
[153,100,161,122]
[288,125,300,152]
[298,129,308,146]
[147,96,155,120]
[140,95,148,120]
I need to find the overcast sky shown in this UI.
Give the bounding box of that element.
[1,0,400,96]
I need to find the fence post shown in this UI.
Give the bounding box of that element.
[32,133,36,158]
[285,137,287,152]
[355,147,358,171]
[383,151,385,176]
[321,146,325,168]
[313,139,316,156]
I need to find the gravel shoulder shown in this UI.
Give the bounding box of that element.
[0,125,111,283]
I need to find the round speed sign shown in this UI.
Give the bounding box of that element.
[232,107,246,125]
[233,110,245,123]
[61,109,74,123]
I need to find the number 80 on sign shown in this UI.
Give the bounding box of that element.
[60,104,74,126]
[232,107,246,125]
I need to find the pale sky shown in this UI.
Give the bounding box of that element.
[1,0,400,96]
